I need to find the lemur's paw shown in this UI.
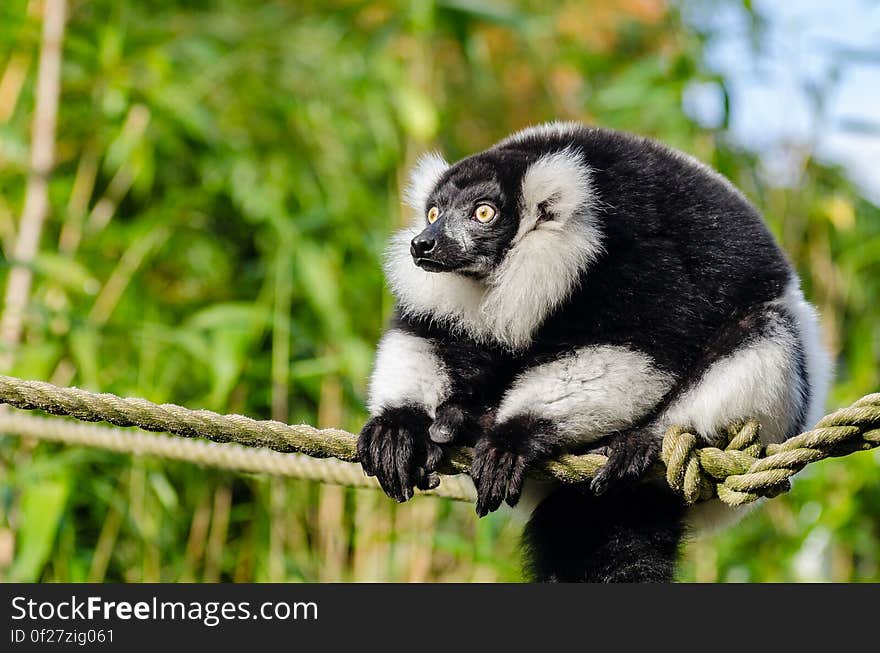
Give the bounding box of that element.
[358,406,443,502]
[471,416,560,517]
[429,402,479,444]
[589,428,660,495]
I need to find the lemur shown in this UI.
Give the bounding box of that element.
[357,122,831,582]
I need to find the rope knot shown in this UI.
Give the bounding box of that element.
[661,420,763,505]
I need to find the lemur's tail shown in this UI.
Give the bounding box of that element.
[521,482,686,582]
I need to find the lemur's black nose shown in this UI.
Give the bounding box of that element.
[411,235,437,258]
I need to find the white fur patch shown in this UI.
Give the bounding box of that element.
[387,148,601,350]
[664,292,832,533]
[662,293,832,447]
[514,148,593,243]
[366,330,451,417]
[496,345,673,444]
[403,151,449,213]
[663,314,800,445]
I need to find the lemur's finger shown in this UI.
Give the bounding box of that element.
[414,437,444,491]
[505,457,527,507]
[488,451,514,512]
[476,447,510,516]
[394,427,415,502]
[414,466,429,490]
[374,427,400,500]
[425,440,444,472]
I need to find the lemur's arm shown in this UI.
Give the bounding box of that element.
[358,329,452,501]
[472,344,673,515]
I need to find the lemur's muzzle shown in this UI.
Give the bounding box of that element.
[410,226,459,272]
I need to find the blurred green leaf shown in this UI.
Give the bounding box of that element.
[10,477,71,582]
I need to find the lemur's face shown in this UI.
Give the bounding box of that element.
[410,155,521,278]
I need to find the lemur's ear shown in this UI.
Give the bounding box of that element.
[403,152,449,212]
[517,148,592,239]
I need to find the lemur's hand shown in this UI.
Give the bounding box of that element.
[589,427,661,496]
[471,416,561,517]
[358,406,444,502]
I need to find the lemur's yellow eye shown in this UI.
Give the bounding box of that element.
[474,204,496,223]
[427,206,439,224]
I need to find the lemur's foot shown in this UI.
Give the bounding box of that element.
[358,406,444,502]
[428,401,480,445]
[589,427,660,495]
[471,416,560,517]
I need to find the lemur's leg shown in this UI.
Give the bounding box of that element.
[471,345,673,516]
[592,302,823,497]
[358,330,451,501]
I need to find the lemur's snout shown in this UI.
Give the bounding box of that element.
[410,235,437,258]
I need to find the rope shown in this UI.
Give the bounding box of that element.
[0,374,877,506]
[0,412,477,501]
[662,393,880,506]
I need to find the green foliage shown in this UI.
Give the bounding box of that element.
[0,0,877,582]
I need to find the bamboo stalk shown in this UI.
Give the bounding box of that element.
[203,483,232,582]
[180,492,212,582]
[0,0,67,370]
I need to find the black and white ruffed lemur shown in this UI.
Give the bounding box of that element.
[357,123,832,582]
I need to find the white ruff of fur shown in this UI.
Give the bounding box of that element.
[387,147,602,350]
[403,151,450,211]
[366,330,451,417]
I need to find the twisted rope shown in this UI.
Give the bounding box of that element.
[0,374,877,505]
[662,394,880,505]
[0,412,477,501]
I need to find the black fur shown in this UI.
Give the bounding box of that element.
[358,406,443,501]
[400,125,796,400]
[523,483,686,582]
[429,400,479,444]
[589,426,662,496]
[471,414,562,516]
[360,125,814,582]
